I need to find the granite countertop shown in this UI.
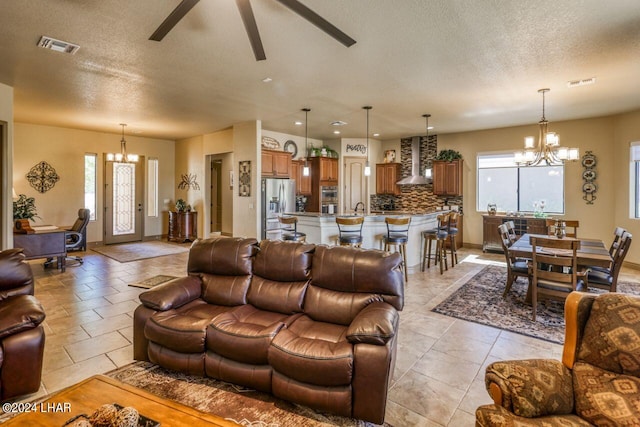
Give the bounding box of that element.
[289,211,440,218]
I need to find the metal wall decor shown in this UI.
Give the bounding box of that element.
[238,160,251,197]
[178,173,200,190]
[581,151,597,204]
[26,161,60,193]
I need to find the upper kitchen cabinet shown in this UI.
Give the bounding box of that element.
[376,163,401,195]
[312,157,338,183]
[433,159,463,196]
[262,149,292,178]
[291,160,312,195]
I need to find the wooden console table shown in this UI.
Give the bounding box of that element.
[168,211,198,242]
[13,229,66,271]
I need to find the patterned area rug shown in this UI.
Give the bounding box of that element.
[92,240,189,262]
[128,275,177,289]
[107,361,390,427]
[432,265,639,344]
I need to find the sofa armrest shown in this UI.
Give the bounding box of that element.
[346,302,398,345]
[0,295,46,340]
[485,359,574,418]
[139,276,202,311]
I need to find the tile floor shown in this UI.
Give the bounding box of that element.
[15,245,640,426]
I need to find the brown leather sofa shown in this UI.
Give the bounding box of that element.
[477,291,640,426]
[0,249,46,401]
[134,237,404,424]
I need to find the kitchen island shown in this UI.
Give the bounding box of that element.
[293,211,442,268]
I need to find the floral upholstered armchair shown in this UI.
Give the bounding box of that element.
[476,291,640,426]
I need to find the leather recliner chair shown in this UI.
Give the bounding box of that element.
[0,249,46,401]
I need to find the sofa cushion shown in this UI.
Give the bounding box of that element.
[207,305,295,365]
[0,249,34,300]
[0,295,46,340]
[577,293,640,376]
[145,300,232,353]
[247,277,308,315]
[201,274,252,306]
[475,404,592,426]
[573,361,640,425]
[311,245,404,311]
[269,315,353,387]
[304,285,382,326]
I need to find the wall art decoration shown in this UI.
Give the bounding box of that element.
[238,160,251,197]
[177,173,200,190]
[581,151,597,204]
[26,161,60,193]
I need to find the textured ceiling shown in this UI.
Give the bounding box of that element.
[1,0,639,141]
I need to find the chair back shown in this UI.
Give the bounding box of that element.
[385,216,410,240]
[71,209,91,233]
[505,220,517,243]
[609,227,626,256]
[437,212,451,231]
[67,208,90,252]
[498,223,514,266]
[546,219,579,238]
[336,216,364,243]
[278,215,298,233]
[531,236,579,291]
[610,232,633,291]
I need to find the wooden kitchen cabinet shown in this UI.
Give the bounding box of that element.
[168,211,197,242]
[376,163,402,195]
[482,214,547,252]
[433,159,463,196]
[262,149,292,177]
[291,160,312,195]
[312,157,338,183]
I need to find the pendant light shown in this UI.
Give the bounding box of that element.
[423,114,432,180]
[106,124,139,163]
[302,108,311,176]
[363,106,372,176]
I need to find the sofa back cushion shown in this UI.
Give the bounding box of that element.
[305,245,403,325]
[577,293,640,376]
[0,249,34,300]
[187,237,258,306]
[248,240,315,314]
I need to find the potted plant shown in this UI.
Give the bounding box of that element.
[436,149,463,162]
[175,199,187,212]
[13,194,39,232]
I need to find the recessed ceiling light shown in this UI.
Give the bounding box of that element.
[294,121,303,126]
[333,130,341,135]
[373,133,380,137]
[567,77,596,88]
[330,121,347,126]
[37,35,80,54]
[427,126,434,130]
[262,77,273,83]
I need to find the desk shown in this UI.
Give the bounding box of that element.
[14,229,66,272]
[509,233,612,269]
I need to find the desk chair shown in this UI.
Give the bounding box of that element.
[336,216,364,247]
[278,216,306,242]
[47,208,90,268]
[383,217,410,282]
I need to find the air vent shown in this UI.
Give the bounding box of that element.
[330,121,348,126]
[37,36,80,54]
[567,77,596,88]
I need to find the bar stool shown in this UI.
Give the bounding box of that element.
[383,217,411,282]
[446,212,460,266]
[421,213,449,274]
[336,216,364,247]
[278,216,306,242]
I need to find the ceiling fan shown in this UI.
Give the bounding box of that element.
[149,0,356,61]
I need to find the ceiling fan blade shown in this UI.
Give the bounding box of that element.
[149,0,200,41]
[275,0,356,48]
[236,0,266,61]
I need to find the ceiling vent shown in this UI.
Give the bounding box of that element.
[567,77,596,88]
[330,121,348,126]
[37,36,80,54]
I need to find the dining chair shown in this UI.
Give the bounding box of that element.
[421,213,449,274]
[335,216,364,247]
[383,217,411,282]
[278,215,306,242]
[546,219,579,238]
[530,236,582,321]
[505,220,518,243]
[498,224,530,298]
[589,226,626,274]
[586,231,632,293]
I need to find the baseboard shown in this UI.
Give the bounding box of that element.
[624,261,640,271]
[463,242,482,250]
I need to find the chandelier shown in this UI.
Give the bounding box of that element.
[106,124,139,163]
[515,88,578,166]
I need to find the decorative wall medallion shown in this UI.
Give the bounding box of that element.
[178,173,200,190]
[238,160,251,197]
[581,151,597,204]
[26,161,60,193]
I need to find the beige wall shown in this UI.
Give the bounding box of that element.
[438,112,640,264]
[13,123,175,243]
[233,121,260,238]
[175,135,205,236]
[0,83,14,249]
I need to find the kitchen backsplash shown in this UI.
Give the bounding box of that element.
[370,134,464,213]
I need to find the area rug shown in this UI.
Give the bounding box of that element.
[91,240,189,263]
[128,274,177,289]
[107,361,390,427]
[432,265,639,344]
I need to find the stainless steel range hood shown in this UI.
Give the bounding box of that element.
[397,137,430,185]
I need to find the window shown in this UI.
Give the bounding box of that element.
[631,142,640,218]
[84,153,97,220]
[147,158,159,217]
[477,152,564,213]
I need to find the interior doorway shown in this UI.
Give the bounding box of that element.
[208,153,233,236]
[210,160,222,233]
[343,157,368,213]
[104,157,144,244]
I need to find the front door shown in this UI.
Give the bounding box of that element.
[344,157,368,213]
[104,158,144,244]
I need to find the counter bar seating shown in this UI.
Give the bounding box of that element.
[421,212,450,274]
[278,215,306,242]
[335,216,364,247]
[383,216,411,282]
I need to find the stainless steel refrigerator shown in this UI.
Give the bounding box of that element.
[261,178,296,240]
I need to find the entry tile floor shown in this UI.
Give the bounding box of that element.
[17,246,640,426]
